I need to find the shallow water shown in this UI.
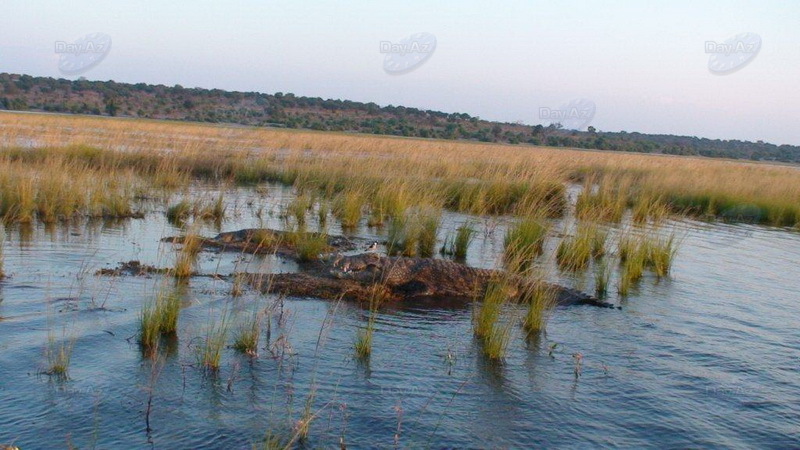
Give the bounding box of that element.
[0,185,798,448]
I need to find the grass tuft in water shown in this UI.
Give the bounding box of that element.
[138,289,182,354]
[595,261,611,299]
[174,232,202,278]
[166,200,192,225]
[232,311,261,357]
[354,288,382,359]
[166,196,225,226]
[198,310,230,372]
[504,216,549,272]
[473,280,516,360]
[556,224,607,271]
[575,176,630,223]
[416,208,441,258]
[442,222,476,261]
[333,189,363,229]
[0,227,5,278]
[286,193,313,227]
[646,233,679,277]
[522,283,558,333]
[44,330,74,379]
[284,224,329,262]
[139,299,161,353]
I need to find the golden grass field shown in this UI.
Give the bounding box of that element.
[0,111,798,227]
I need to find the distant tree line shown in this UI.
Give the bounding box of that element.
[1,73,798,163]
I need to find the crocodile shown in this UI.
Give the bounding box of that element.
[251,253,618,308]
[162,228,361,257]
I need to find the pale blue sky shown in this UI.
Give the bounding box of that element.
[2,0,798,144]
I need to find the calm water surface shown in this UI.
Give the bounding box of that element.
[0,185,798,448]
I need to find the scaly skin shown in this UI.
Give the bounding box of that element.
[254,253,618,308]
[162,228,360,256]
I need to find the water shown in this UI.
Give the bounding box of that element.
[0,185,798,448]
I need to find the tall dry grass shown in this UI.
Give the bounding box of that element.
[0,112,798,227]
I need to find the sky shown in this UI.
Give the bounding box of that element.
[2,0,799,145]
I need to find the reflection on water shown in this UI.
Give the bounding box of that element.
[0,184,798,447]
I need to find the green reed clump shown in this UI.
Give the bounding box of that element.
[174,232,202,278]
[166,196,225,225]
[166,200,192,225]
[317,201,329,230]
[250,229,278,249]
[355,289,381,359]
[644,233,679,277]
[198,311,230,372]
[556,224,607,271]
[44,331,74,379]
[416,208,441,258]
[286,193,313,227]
[522,283,557,333]
[259,430,290,450]
[632,194,669,224]
[619,230,679,279]
[442,222,476,260]
[617,234,647,296]
[199,194,226,221]
[157,291,181,334]
[139,299,161,352]
[354,316,375,359]
[474,280,515,360]
[387,207,441,257]
[504,216,549,272]
[333,190,363,229]
[575,176,629,223]
[618,264,639,297]
[230,273,246,297]
[481,319,513,361]
[387,214,418,257]
[286,228,329,262]
[595,261,611,298]
[0,228,5,278]
[473,282,506,337]
[139,290,182,353]
[367,199,386,227]
[232,309,261,356]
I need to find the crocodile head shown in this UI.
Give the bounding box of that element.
[330,253,384,280]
